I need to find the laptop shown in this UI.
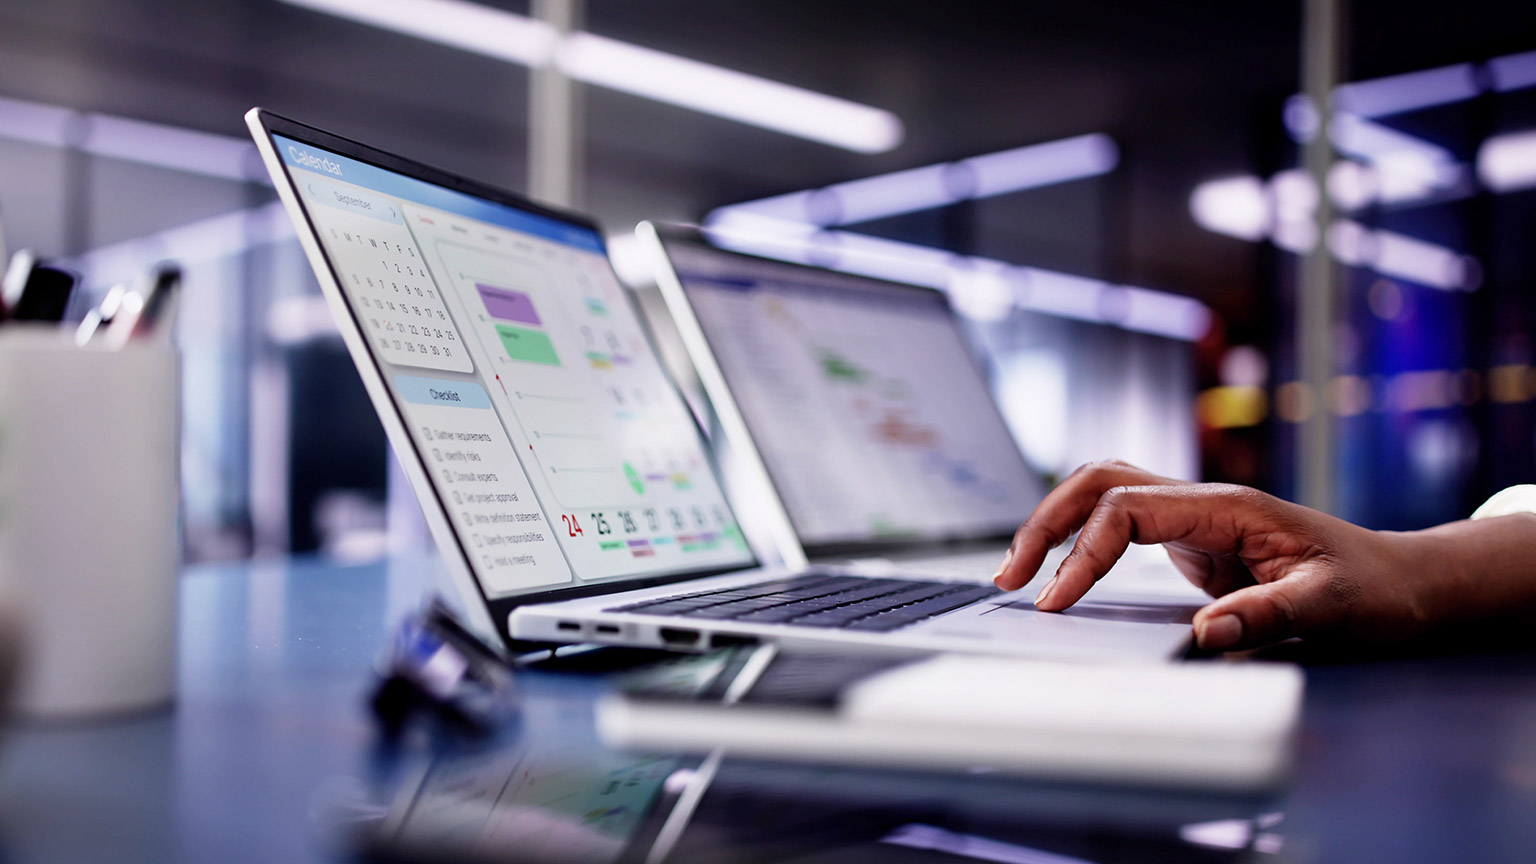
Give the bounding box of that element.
[640,222,1201,597]
[247,109,1195,661]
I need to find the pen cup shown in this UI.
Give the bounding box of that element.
[0,327,179,719]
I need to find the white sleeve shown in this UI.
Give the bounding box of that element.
[1470,485,1536,520]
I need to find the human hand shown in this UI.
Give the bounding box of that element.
[991,461,1442,652]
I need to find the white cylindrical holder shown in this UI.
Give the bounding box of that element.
[0,327,179,718]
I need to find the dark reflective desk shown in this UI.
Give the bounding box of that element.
[1,556,1533,863]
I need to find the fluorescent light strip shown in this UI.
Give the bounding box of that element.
[1285,99,1462,205]
[713,133,1117,227]
[83,115,260,182]
[279,0,902,153]
[812,163,960,225]
[1371,226,1469,290]
[812,229,954,289]
[1188,173,1476,291]
[1287,48,1536,123]
[1328,113,1455,168]
[0,95,266,184]
[558,33,901,154]
[69,201,293,286]
[964,133,1120,197]
[704,219,1211,341]
[1478,129,1536,192]
[1334,64,1479,118]
[0,95,76,146]
[1189,175,1270,240]
[1491,50,1536,93]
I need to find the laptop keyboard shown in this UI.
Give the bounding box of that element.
[607,573,999,633]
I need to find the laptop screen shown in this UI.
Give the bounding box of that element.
[658,233,1046,551]
[268,133,753,600]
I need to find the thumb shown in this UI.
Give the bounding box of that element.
[1193,574,1337,651]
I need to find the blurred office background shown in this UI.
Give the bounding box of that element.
[0,0,1533,563]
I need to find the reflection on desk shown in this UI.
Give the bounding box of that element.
[351,648,1275,864]
[0,555,1533,864]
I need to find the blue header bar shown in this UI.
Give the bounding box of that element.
[394,376,493,410]
[274,135,605,254]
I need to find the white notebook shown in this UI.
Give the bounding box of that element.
[598,649,1304,790]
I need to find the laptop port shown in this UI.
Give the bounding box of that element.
[557,621,581,632]
[710,634,759,648]
[659,627,700,646]
[595,624,621,635]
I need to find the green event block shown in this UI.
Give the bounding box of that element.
[495,324,561,366]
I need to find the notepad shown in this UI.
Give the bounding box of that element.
[597,650,1304,790]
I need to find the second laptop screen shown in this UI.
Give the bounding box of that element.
[666,241,1046,549]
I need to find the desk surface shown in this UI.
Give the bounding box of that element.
[1,556,1534,863]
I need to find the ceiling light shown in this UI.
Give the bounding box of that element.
[946,262,1018,322]
[705,225,1210,341]
[960,133,1119,197]
[84,115,260,182]
[806,163,961,225]
[0,95,75,146]
[1018,268,1107,324]
[1334,64,1479,117]
[0,95,267,183]
[1189,175,1270,241]
[280,0,902,153]
[1270,217,1317,254]
[70,202,293,286]
[712,133,1118,227]
[1371,228,1470,290]
[1269,169,1317,223]
[810,230,954,288]
[1327,113,1455,170]
[1478,129,1536,192]
[1490,50,1536,93]
[557,33,901,153]
[1327,160,1376,210]
[1118,286,1213,342]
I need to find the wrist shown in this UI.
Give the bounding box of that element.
[1407,514,1536,627]
[1392,527,1466,630]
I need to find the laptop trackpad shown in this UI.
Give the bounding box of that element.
[994,600,1198,626]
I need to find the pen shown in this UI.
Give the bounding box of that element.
[0,249,35,322]
[131,262,182,342]
[0,199,9,285]
[74,283,128,347]
[100,262,181,350]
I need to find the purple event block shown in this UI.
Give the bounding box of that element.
[476,284,542,326]
[627,539,651,548]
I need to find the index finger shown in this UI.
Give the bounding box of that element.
[1035,483,1273,611]
[993,461,1185,591]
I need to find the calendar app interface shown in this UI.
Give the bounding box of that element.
[275,136,752,598]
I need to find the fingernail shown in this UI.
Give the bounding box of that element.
[991,548,1015,585]
[1197,614,1243,651]
[1033,576,1058,608]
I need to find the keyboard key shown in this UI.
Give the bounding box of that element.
[607,574,997,634]
[843,586,999,632]
[729,582,929,623]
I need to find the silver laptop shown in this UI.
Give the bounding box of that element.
[248,110,1194,662]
